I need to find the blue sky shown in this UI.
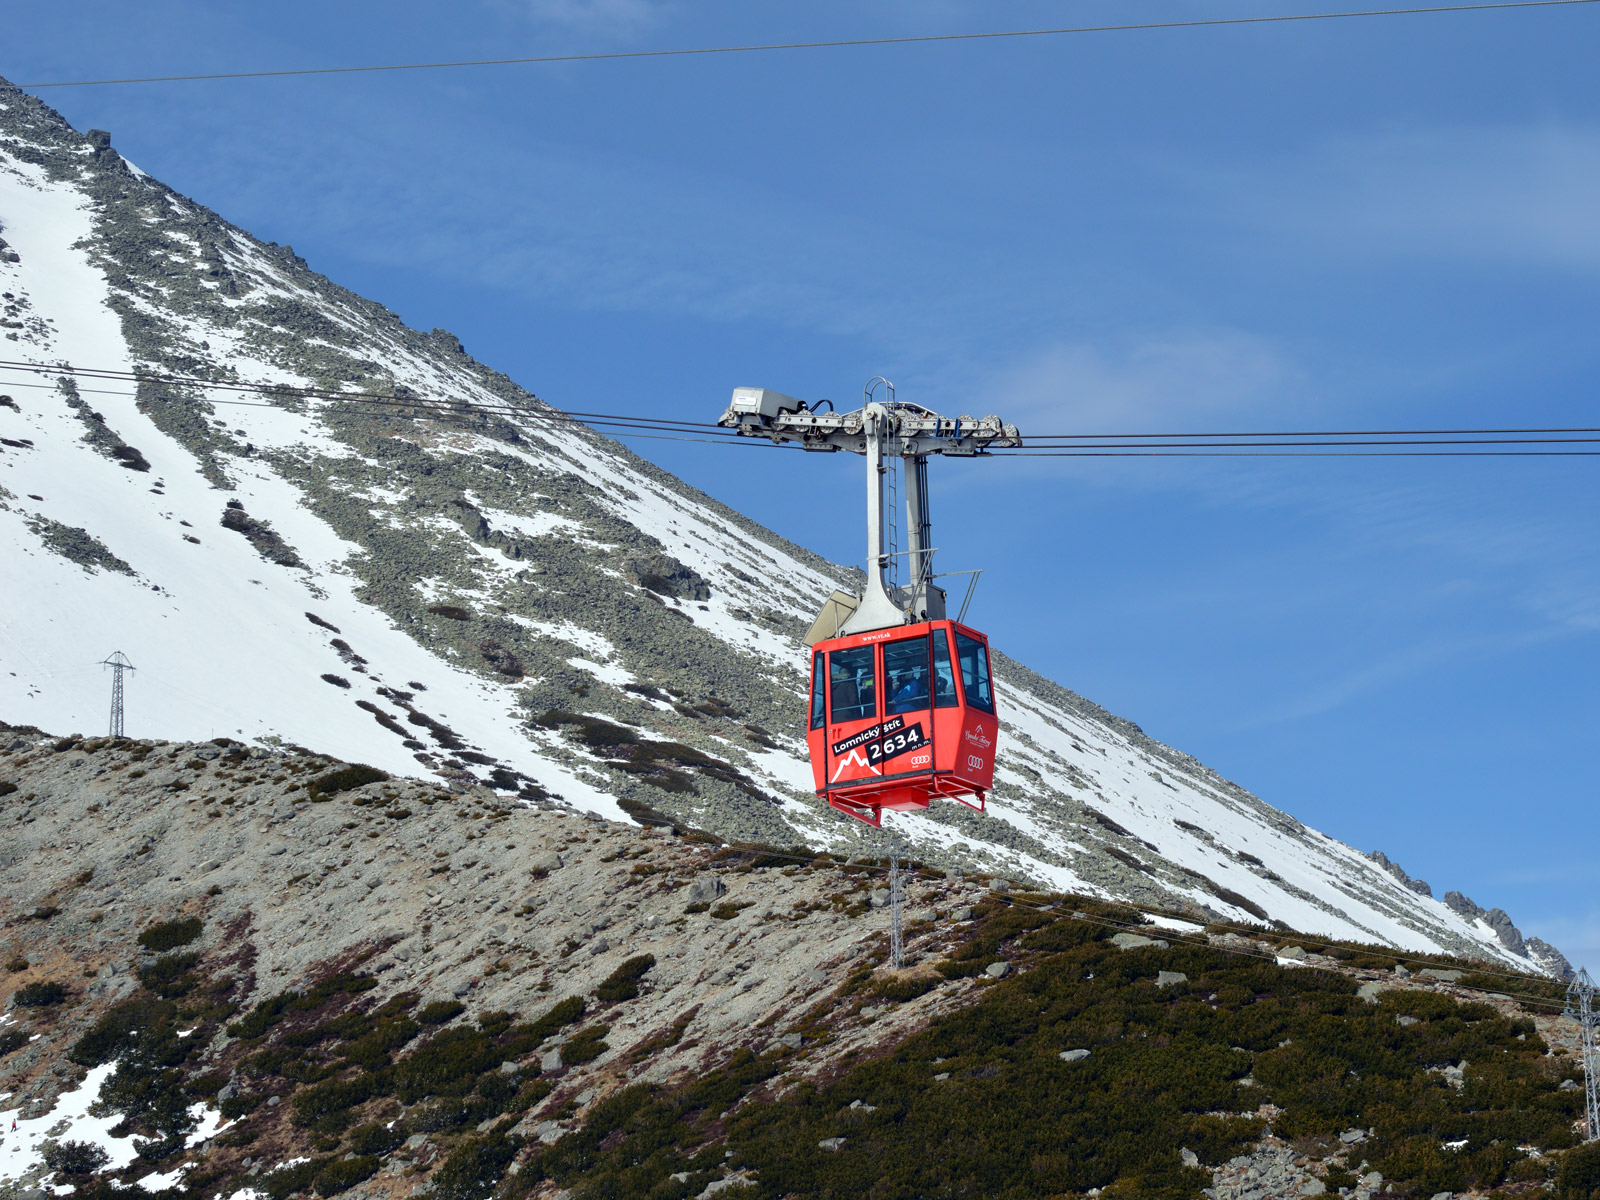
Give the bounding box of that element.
[9,0,1599,965]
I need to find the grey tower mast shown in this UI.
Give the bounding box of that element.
[718,380,1020,640]
[100,651,136,738]
[888,841,905,970]
[1567,968,1600,1141]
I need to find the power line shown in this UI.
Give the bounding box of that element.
[17,0,1598,90]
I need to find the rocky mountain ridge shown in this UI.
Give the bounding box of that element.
[0,730,1590,1200]
[0,75,1567,976]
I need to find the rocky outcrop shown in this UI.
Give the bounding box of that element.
[1365,850,1432,898]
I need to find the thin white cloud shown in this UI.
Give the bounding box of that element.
[1203,122,1600,271]
[973,330,1307,433]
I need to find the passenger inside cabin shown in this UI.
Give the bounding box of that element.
[889,666,928,713]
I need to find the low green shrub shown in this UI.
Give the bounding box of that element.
[219,1093,263,1119]
[138,952,201,999]
[138,917,202,952]
[313,1154,379,1195]
[42,1140,110,1176]
[1561,1143,1600,1200]
[347,1121,404,1157]
[13,980,66,1006]
[432,1134,518,1200]
[258,1156,329,1200]
[561,1025,610,1065]
[417,999,465,1025]
[290,1075,380,1128]
[307,764,389,799]
[871,974,937,1003]
[595,955,656,1003]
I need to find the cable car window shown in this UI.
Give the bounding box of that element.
[809,651,826,730]
[955,631,995,714]
[828,645,878,724]
[883,637,931,715]
[931,628,958,708]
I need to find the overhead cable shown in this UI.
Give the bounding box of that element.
[17,0,1599,89]
[6,359,1598,457]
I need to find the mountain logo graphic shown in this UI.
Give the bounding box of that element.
[831,747,879,781]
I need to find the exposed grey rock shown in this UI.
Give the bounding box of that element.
[540,1049,563,1072]
[818,1137,846,1152]
[530,852,563,872]
[1156,971,1188,988]
[23,513,134,575]
[1059,1049,1091,1062]
[686,877,726,905]
[1527,938,1576,981]
[868,888,889,908]
[778,1033,803,1050]
[1366,851,1432,897]
[1483,908,1524,955]
[1278,946,1306,961]
[1357,982,1385,1003]
[1181,1148,1200,1168]
[952,907,973,922]
[1443,892,1483,920]
[1420,968,1462,983]
[985,962,1010,978]
[498,1060,520,1075]
[1110,933,1167,950]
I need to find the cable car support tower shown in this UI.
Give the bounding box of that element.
[719,378,1020,639]
[1568,968,1600,1141]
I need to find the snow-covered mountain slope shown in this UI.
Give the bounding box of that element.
[0,78,1567,976]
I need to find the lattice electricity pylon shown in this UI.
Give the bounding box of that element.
[888,842,905,971]
[100,651,136,738]
[1566,968,1600,1142]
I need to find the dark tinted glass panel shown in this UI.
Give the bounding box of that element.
[829,645,878,724]
[931,628,958,708]
[883,637,931,715]
[955,632,995,714]
[809,651,826,730]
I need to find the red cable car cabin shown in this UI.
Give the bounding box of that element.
[806,619,997,827]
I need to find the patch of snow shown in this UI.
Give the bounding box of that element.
[0,1063,138,1183]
